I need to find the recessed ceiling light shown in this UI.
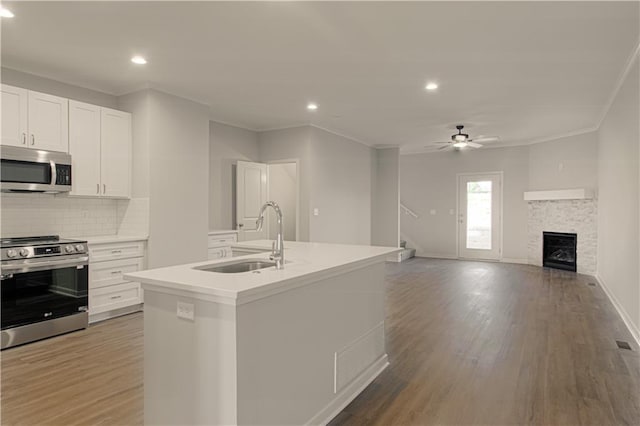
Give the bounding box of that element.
[0,7,15,18]
[131,55,147,65]
[307,103,318,111]
[425,82,439,91]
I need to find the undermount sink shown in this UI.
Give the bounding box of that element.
[195,259,277,274]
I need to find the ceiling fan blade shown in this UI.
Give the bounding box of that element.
[470,136,499,143]
[467,142,483,148]
[438,145,451,150]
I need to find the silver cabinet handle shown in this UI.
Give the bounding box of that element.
[111,250,122,254]
[110,270,122,275]
[30,134,35,145]
[103,184,106,194]
[21,133,26,144]
[110,295,122,300]
[97,183,100,194]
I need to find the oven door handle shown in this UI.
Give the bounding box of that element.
[1,256,89,274]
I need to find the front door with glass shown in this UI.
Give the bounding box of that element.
[457,172,502,260]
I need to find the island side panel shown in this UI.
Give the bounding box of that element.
[143,289,238,425]
[236,261,388,425]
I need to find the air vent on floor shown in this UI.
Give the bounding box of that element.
[616,340,632,350]
[587,282,597,287]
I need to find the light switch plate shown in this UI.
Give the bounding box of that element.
[313,208,319,216]
[430,209,436,215]
[177,301,195,321]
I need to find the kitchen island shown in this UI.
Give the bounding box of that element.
[125,240,399,425]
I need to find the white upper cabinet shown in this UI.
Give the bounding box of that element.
[69,103,132,199]
[1,85,69,152]
[27,90,69,152]
[69,100,101,196]
[100,108,131,198]
[2,85,28,147]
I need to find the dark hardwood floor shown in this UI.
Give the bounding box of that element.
[2,258,639,425]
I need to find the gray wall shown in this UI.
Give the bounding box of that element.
[597,56,639,337]
[400,131,600,260]
[268,163,297,241]
[400,146,530,260]
[2,67,118,108]
[308,127,373,245]
[209,121,259,230]
[371,148,400,247]
[258,127,312,241]
[147,90,210,268]
[528,131,598,191]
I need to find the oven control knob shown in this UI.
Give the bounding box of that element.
[75,244,85,252]
[6,249,17,258]
[19,249,29,257]
[65,245,75,253]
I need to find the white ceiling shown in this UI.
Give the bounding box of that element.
[2,2,638,152]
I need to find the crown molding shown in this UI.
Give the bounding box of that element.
[596,40,640,129]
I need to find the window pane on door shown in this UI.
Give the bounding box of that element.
[466,181,492,250]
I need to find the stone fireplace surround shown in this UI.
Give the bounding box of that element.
[527,199,597,275]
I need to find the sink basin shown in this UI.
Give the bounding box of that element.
[195,259,277,274]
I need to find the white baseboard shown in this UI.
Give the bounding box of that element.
[306,354,389,426]
[88,304,143,324]
[415,252,458,260]
[596,274,640,347]
[501,258,529,265]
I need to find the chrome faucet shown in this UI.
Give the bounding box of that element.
[256,201,284,269]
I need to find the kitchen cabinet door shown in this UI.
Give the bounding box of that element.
[100,108,131,198]
[28,90,69,152]
[1,85,28,148]
[69,101,101,196]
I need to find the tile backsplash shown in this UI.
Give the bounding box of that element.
[1,194,128,238]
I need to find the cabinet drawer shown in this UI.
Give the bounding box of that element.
[89,241,144,262]
[90,282,141,315]
[90,257,143,289]
[208,234,237,248]
[208,247,232,260]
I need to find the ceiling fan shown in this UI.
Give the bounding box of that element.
[431,125,499,150]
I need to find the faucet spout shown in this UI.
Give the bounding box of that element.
[256,201,285,269]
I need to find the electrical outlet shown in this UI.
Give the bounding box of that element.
[177,301,195,321]
[449,209,455,215]
[313,208,319,216]
[430,209,436,215]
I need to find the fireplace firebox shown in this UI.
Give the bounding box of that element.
[543,232,577,272]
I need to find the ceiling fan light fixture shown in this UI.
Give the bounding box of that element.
[453,142,468,149]
[453,134,467,142]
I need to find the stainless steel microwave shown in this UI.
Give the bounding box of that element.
[0,146,72,193]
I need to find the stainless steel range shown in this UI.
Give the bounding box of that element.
[1,235,89,349]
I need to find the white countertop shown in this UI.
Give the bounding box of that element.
[67,234,148,244]
[125,240,399,305]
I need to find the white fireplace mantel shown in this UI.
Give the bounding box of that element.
[523,188,594,201]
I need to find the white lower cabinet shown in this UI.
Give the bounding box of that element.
[88,239,146,323]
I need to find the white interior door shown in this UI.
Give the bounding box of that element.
[458,172,502,260]
[236,161,268,241]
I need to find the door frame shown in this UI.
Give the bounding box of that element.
[266,158,301,242]
[456,171,504,261]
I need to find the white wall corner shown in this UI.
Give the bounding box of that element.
[596,274,640,348]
